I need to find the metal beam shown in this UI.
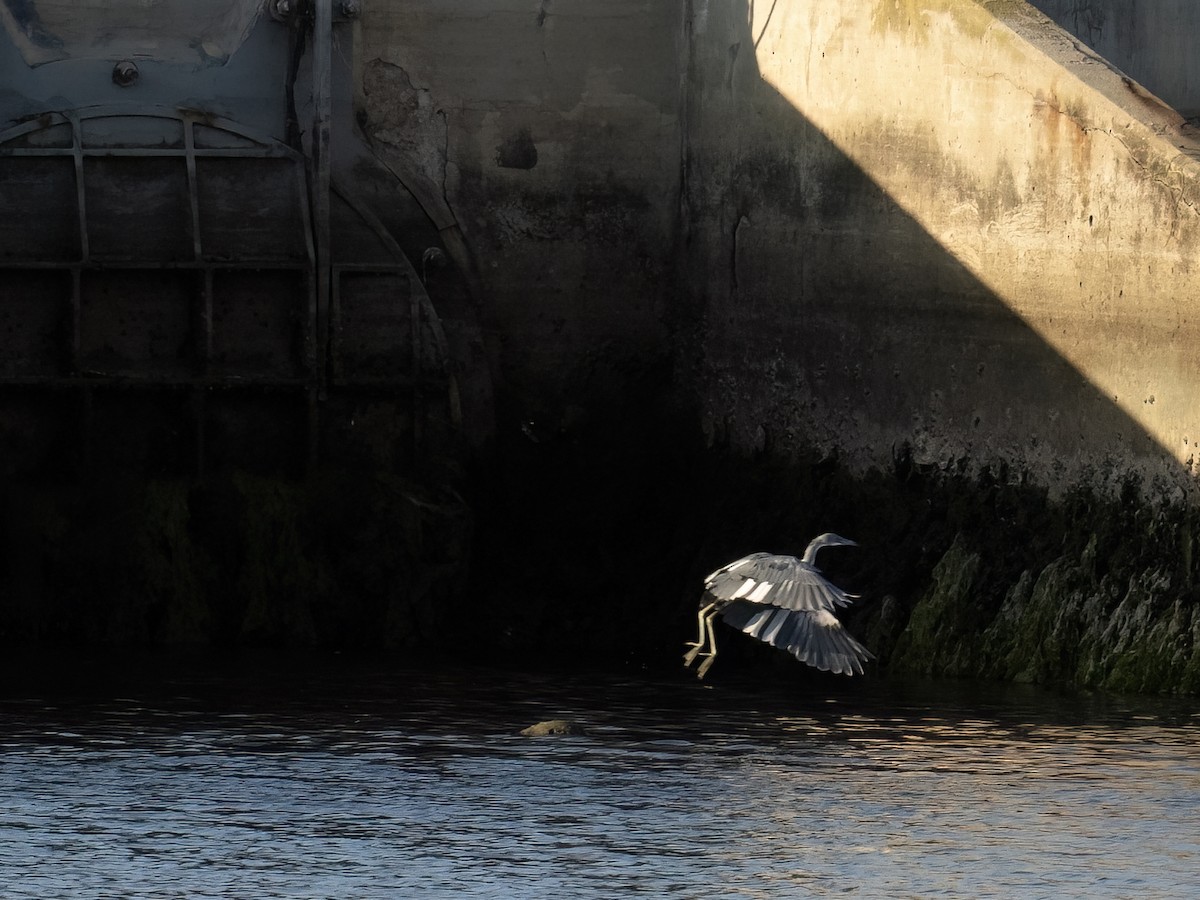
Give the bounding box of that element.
[312,0,334,470]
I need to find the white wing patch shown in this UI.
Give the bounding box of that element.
[704,552,857,612]
[701,545,872,676]
[731,580,756,599]
[812,609,839,628]
[746,581,773,603]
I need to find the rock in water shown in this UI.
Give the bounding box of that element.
[519,719,585,736]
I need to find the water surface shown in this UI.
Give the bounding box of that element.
[1,661,1197,897]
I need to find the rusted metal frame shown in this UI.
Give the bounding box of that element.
[411,261,421,463]
[0,147,295,160]
[0,108,323,477]
[327,261,448,386]
[195,269,213,478]
[296,166,320,473]
[80,382,93,473]
[184,119,204,263]
[2,260,310,271]
[0,374,313,389]
[327,181,450,465]
[69,112,91,461]
[330,266,344,384]
[69,268,81,374]
[328,182,452,362]
[295,165,318,369]
[69,112,89,265]
[329,181,451,362]
[184,117,211,432]
[199,271,214,369]
[0,107,305,153]
[311,0,333,472]
[326,262,417,382]
[186,114,210,476]
[0,111,71,145]
[192,384,206,478]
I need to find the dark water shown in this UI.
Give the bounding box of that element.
[1,660,1197,898]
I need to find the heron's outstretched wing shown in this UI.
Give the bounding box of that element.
[704,553,857,612]
[720,601,873,675]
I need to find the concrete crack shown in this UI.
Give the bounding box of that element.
[436,107,459,227]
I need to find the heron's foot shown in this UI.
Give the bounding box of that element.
[682,642,705,666]
[684,648,713,673]
[695,654,716,679]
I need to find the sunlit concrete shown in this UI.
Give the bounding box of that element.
[353,0,1200,498]
[687,0,1200,494]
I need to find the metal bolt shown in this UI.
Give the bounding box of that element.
[112,60,139,87]
[268,0,294,21]
[340,0,361,19]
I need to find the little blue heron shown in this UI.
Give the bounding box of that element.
[683,533,873,679]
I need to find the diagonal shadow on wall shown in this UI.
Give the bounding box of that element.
[681,0,1190,504]
[650,0,1200,689]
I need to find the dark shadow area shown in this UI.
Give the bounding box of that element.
[459,1,1199,694]
[1029,0,1200,120]
[0,2,1195,694]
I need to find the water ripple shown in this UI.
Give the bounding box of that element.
[0,666,1197,898]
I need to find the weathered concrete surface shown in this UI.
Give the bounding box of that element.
[1030,0,1200,119]
[684,0,1200,501]
[673,0,1200,692]
[686,0,1200,504]
[331,1,1200,691]
[356,0,683,432]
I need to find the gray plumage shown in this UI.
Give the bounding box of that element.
[683,533,873,678]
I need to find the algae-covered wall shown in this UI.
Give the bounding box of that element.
[0,473,471,651]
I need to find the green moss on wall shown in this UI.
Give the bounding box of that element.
[1,417,1196,696]
[0,471,471,653]
[889,540,982,676]
[636,438,1200,695]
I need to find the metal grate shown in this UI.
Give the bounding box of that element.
[0,107,449,477]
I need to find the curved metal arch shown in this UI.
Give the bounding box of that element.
[0,105,305,159]
[0,104,455,475]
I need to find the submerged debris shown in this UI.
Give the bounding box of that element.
[519,719,586,736]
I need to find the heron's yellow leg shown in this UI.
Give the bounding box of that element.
[695,611,721,678]
[685,603,716,649]
[683,603,718,667]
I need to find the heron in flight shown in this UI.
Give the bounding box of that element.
[683,533,873,679]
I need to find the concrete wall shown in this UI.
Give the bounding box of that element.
[351,1,1200,499]
[1030,0,1200,119]
[684,0,1200,499]
[356,1,684,432]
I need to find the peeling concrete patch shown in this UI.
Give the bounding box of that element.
[362,59,448,192]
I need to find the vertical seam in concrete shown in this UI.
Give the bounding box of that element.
[314,0,333,406]
[436,107,458,226]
